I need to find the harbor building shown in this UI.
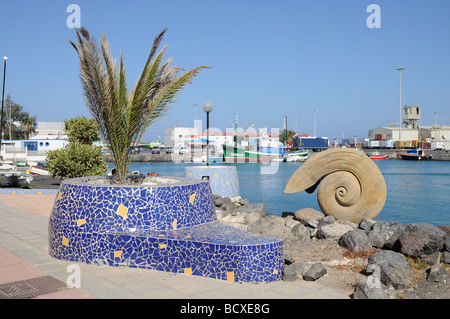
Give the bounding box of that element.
[164,127,200,149]
[0,122,68,162]
[368,106,450,149]
[32,122,67,140]
[368,126,419,142]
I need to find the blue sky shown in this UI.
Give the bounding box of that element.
[1,0,449,142]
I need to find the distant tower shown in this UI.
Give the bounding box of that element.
[403,106,421,129]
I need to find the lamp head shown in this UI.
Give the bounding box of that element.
[202,102,213,113]
[3,57,7,61]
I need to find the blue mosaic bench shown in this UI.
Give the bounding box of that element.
[48,176,283,284]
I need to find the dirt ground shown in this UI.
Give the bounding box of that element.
[283,237,449,299]
[283,238,368,297]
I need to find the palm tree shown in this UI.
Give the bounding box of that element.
[21,116,35,139]
[70,28,211,182]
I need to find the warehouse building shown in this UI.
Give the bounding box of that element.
[368,106,450,149]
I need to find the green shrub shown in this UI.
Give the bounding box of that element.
[46,143,107,179]
[64,116,100,145]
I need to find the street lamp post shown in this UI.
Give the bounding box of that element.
[313,109,317,137]
[202,102,213,166]
[0,56,8,156]
[396,67,405,143]
[193,104,198,121]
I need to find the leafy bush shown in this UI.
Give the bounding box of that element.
[64,116,100,145]
[46,143,107,179]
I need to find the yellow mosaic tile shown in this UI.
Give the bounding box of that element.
[159,244,167,249]
[227,271,234,282]
[77,219,86,226]
[172,219,177,230]
[189,193,196,204]
[116,204,128,218]
[273,269,278,275]
[184,268,192,275]
[114,251,122,258]
[57,192,62,200]
[62,236,69,246]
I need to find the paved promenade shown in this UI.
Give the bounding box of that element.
[0,192,348,300]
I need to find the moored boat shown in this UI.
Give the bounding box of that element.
[28,162,51,176]
[222,144,281,163]
[283,150,309,162]
[29,166,51,175]
[399,148,432,161]
[368,152,389,160]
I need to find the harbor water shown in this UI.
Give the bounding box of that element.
[126,160,450,226]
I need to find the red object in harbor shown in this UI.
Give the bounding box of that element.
[368,152,389,160]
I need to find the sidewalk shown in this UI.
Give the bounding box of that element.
[0,192,349,299]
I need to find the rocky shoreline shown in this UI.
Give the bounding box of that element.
[213,194,450,299]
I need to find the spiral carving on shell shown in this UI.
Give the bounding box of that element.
[284,148,386,223]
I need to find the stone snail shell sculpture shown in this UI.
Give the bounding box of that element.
[284,148,387,223]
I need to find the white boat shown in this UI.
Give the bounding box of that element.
[192,155,206,163]
[0,163,15,171]
[27,161,51,176]
[284,154,309,162]
[282,150,309,162]
[29,166,51,176]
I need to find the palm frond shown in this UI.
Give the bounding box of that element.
[70,28,211,181]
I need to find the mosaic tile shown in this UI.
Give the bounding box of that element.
[184,166,239,198]
[48,175,283,284]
